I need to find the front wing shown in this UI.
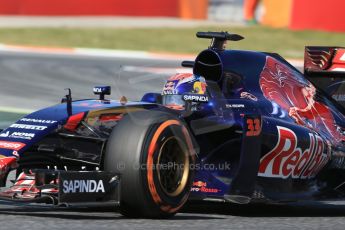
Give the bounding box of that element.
[0,170,121,206]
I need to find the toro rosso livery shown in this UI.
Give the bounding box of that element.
[0,32,344,218]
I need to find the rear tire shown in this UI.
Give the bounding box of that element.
[104,110,196,218]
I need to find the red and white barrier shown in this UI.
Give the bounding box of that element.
[0,0,179,17]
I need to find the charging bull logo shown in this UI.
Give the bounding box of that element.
[259,126,331,179]
[259,56,345,144]
[193,81,207,95]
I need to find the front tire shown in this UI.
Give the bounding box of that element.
[104,110,196,218]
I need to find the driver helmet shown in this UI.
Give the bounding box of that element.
[161,73,207,110]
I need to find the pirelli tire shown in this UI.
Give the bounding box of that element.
[104,110,196,218]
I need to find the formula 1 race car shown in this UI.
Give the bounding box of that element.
[0,32,344,218]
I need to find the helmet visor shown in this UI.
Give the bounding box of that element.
[162,95,185,110]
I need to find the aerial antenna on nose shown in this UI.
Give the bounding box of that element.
[61,88,72,116]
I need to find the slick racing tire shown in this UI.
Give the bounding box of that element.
[104,110,196,218]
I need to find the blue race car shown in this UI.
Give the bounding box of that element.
[0,32,344,218]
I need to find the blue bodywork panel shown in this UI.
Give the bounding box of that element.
[0,100,151,157]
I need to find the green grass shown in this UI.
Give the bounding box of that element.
[0,26,345,58]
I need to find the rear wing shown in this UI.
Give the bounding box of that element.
[304,46,345,109]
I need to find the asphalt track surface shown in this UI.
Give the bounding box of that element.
[0,50,181,110]
[0,50,184,127]
[1,50,345,229]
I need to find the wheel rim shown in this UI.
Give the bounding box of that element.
[157,137,190,197]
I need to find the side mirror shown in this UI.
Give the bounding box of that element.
[141,93,162,104]
[61,88,72,116]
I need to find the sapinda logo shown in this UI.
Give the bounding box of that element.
[183,94,209,102]
[258,126,330,179]
[62,180,105,193]
[0,141,26,151]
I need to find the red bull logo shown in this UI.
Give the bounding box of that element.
[193,81,207,95]
[193,181,207,187]
[259,126,331,179]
